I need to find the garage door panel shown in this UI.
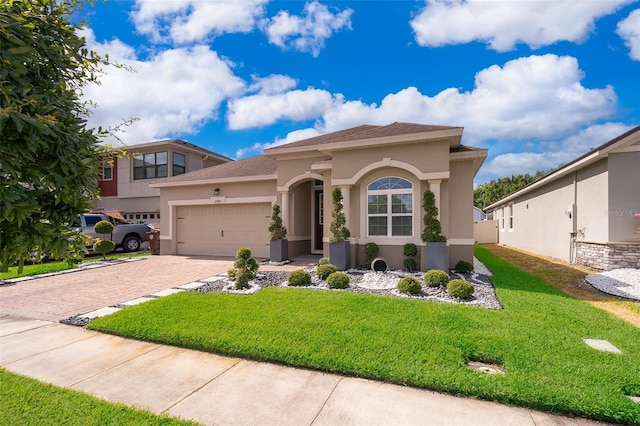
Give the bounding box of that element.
[176,204,270,258]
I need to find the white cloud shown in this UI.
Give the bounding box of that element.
[617,8,640,60]
[276,55,616,144]
[235,127,321,158]
[82,29,245,145]
[247,74,298,95]
[411,0,632,51]
[262,1,353,56]
[478,122,633,181]
[131,0,268,44]
[227,88,336,129]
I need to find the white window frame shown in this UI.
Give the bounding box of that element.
[102,161,113,181]
[366,177,414,238]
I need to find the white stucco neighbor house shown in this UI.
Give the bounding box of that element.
[485,126,640,270]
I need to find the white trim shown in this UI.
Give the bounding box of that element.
[611,145,640,153]
[332,158,449,186]
[162,196,276,240]
[150,174,277,188]
[447,239,475,245]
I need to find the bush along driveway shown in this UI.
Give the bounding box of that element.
[88,246,640,424]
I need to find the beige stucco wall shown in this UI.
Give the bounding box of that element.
[608,152,640,242]
[575,159,609,243]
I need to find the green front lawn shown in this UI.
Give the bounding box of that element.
[88,246,640,424]
[0,369,197,425]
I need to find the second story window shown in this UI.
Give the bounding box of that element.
[173,152,186,176]
[133,152,167,180]
[102,162,113,181]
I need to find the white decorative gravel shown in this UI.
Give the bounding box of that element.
[474,257,492,276]
[585,268,640,301]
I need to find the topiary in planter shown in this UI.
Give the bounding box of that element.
[447,279,475,299]
[423,269,450,287]
[397,276,422,294]
[268,204,287,240]
[329,187,350,243]
[327,272,350,289]
[454,260,474,274]
[288,270,311,286]
[317,263,337,280]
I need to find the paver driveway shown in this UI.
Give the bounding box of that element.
[0,255,311,321]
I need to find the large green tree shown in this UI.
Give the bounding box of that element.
[0,0,106,271]
[474,171,546,210]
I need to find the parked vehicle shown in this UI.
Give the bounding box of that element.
[72,214,150,253]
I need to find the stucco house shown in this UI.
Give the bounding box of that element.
[485,125,640,270]
[96,139,231,223]
[150,123,487,270]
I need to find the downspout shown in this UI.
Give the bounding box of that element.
[201,155,209,169]
[569,171,578,264]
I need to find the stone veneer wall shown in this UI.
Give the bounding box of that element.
[575,241,640,270]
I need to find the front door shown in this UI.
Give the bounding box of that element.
[314,190,324,251]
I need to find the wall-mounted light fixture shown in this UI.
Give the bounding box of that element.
[214,188,220,196]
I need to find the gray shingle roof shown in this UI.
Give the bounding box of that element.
[152,155,276,184]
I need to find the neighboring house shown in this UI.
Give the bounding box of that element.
[485,126,640,270]
[96,139,231,223]
[150,123,487,270]
[473,206,487,221]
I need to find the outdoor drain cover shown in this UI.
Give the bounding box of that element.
[466,361,504,375]
[583,338,622,354]
[628,395,640,404]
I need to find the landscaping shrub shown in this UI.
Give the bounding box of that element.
[397,276,421,294]
[455,260,474,274]
[288,270,311,286]
[319,257,329,265]
[230,247,259,289]
[364,242,379,267]
[317,263,337,280]
[327,272,350,289]
[403,258,417,271]
[447,279,474,299]
[423,269,450,287]
[93,220,114,235]
[403,243,418,257]
[93,239,115,258]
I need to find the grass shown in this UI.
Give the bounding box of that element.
[88,246,640,424]
[0,252,149,280]
[0,368,198,425]
[482,244,640,327]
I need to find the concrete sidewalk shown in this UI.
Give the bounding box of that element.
[1,315,605,426]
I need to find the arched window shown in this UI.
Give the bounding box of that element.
[367,177,413,237]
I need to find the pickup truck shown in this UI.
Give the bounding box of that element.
[72,214,150,253]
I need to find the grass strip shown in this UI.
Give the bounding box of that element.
[0,368,198,425]
[88,246,640,424]
[0,252,149,280]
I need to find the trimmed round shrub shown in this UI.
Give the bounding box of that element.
[403,258,417,272]
[317,263,337,280]
[423,269,450,287]
[93,220,114,235]
[397,276,421,294]
[403,243,418,257]
[234,269,250,290]
[319,257,329,265]
[447,279,474,299]
[327,272,350,289]
[235,247,252,261]
[454,260,474,274]
[93,239,115,257]
[364,242,379,258]
[288,270,311,286]
[227,268,236,280]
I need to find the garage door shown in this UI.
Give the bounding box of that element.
[176,203,271,258]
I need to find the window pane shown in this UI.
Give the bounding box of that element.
[368,194,387,214]
[392,194,412,214]
[157,164,167,178]
[156,151,168,164]
[368,177,412,190]
[392,216,412,236]
[133,155,143,168]
[146,166,156,178]
[103,166,112,180]
[368,217,387,236]
[172,153,186,175]
[144,153,155,166]
[134,167,144,180]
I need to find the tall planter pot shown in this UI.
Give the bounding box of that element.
[424,241,448,271]
[270,239,288,262]
[329,241,351,271]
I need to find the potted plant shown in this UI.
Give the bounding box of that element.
[328,187,351,271]
[421,190,448,271]
[268,203,288,262]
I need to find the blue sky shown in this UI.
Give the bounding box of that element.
[79,0,640,184]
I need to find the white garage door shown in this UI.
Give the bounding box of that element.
[176,203,271,258]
